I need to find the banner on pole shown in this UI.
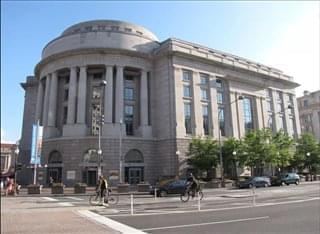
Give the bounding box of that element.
[30,123,43,165]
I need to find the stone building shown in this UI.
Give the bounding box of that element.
[297,90,320,141]
[1,143,18,180]
[19,20,301,186]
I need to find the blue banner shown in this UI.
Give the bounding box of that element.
[30,124,42,165]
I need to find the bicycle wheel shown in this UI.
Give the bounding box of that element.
[107,195,119,205]
[89,194,100,206]
[180,191,190,202]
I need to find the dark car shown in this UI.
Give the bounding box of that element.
[238,176,271,189]
[150,179,187,197]
[271,173,300,186]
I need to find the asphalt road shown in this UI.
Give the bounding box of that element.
[2,182,319,234]
[110,199,320,234]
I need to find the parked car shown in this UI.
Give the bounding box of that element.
[150,179,187,197]
[271,173,300,186]
[238,176,271,189]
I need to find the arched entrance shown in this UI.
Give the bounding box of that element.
[47,151,63,183]
[124,149,144,184]
[82,149,98,186]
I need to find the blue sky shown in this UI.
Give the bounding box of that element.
[1,1,319,143]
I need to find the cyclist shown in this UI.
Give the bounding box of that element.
[186,173,199,197]
[96,175,108,205]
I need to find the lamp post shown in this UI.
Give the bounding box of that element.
[97,80,107,177]
[14,146,19,186]
[218,95,243,187]
[119,118,123,184]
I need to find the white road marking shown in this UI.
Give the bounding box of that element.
[105,197,319,217]
[65,196,83,201]
[77,210,146,234]
[41,197,58,201]
[142,216,270,231]
[58,202,74,207]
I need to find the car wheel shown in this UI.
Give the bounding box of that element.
[160,190,167,197]
[281,181,286,186]
[264,183,269,188]
[295,180,300,185]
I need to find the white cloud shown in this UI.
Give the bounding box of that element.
[263,6,320,97]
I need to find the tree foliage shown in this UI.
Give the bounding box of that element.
[294,133,320,173]
[272,130,295,171]
[187,137,219,179]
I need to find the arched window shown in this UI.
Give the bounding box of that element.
[125,149,143,163]
[83,149,98,163]
[48,151,62,163]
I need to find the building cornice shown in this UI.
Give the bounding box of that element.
[155,38,299,88]
[34,48,154,78]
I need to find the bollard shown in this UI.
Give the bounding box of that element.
[198,191,201,211]
[252,186,256,206]
[130,194,134,215]
[154,188,157,200]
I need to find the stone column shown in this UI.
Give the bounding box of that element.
[192,71,203,135]
[115,66,124,123]
[47,71,58,127]
[292,96,301,136]
[105,65,113,123]
[42,74,51,127]
[173,67,185,137]
[271,90,280,131]
[140,70,148,126]
[77,66,87,124]
[67,67,77,124]
[209,75,219,138]
[35,79,44,123]
[255,96,265,129]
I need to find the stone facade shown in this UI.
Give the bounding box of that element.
[297,90,320,141]
[19,20,301,186]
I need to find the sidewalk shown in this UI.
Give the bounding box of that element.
[1,196,119,234]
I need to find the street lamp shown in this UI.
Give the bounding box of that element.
[119,118,123,184]
[14,146,19,186]
[97,80,107,177]
[218,95,243,187]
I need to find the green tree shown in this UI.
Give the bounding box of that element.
[272,130,295,174]
[294,134,320,177]
[241,128,276,176]
[222,137,243,180]
[187,137,219,180]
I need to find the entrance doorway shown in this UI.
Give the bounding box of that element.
[47,168,62,183]
[87,170,97,186]
[128,168,142,184]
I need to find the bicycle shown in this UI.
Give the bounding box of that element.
[180,184,204,202]
[89,188,119,206]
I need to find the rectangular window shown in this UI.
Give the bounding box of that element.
[202,106,209,135]
[182,70,192,82]
[268,115,273,130]
[63,106,68,125]
[243,97,254,133]
[64,89,69,101]
[184,103,192,134]
[92,87,101,99]
[218,107,225,136]
[183,85,191,98]
[267,101,272,112]
[125,105,134,135]
[200,74,208,85]
[217,91,223,104]
[201,88,208,101]
[124,88,134,100]
[277,103,283,113]
[216,79,222,88]
[303,100,308,107]
[276,91,282,101]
